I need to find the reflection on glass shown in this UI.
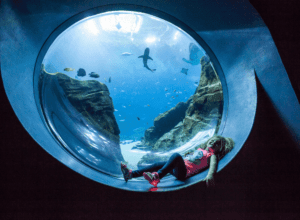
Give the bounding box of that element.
[38,11,223,178]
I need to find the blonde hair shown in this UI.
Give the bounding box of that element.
[194,135,235,159]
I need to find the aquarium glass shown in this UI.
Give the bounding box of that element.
[39,11,224,179]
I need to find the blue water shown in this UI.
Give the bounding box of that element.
[43,11,205,141]
[40,11,222,174]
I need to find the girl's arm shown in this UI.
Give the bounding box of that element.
[204,154,218,187]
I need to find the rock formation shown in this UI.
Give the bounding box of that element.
[137,56,223,153]
[40,64,120,144]
[55,73,120,143]
[143,100,192,147]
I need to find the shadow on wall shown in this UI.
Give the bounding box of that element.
[203,74,300,214]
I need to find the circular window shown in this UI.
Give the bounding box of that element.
[34,7,226,181]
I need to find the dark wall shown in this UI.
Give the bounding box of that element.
[249,0,300,102]
[1,0,300,219]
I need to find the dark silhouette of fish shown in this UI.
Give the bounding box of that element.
[137,117,140,120]
[64,68,75,72]
[77,68,86,77]
[89,72,99,78]
[182,43,201,65]
[109,77,111,83]
[116,22,122,30]
[181,68,188,75]
[138,48,156,72]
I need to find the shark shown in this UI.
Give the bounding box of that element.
[138,48,156,72]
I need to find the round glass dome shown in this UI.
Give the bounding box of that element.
[37,10,224,179]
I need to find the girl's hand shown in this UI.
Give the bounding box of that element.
[204,175,215,187]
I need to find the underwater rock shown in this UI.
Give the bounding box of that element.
[77,68,86,77]
[139,56,223,152]
[39,65,124,174]
[142,100,192,148]
[54,72,120,143]
[137,153,169,169]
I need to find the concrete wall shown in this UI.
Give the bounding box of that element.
[1,0,300,218]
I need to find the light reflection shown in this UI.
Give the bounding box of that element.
[145,36,156,43]
[84,19,100,35]
[174,31,179,40]
[99,13,142,33]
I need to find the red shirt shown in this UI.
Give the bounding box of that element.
[184,148,214,178]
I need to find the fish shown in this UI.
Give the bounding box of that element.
[114,109,118,111]
[121,90,125,92]
[171,96,175,99]
[77,68,86,77]
[118,114,121,117]
[137,117,140,120]
[121,52,133,56]
[122,105,126,108]
[164,88,168,91]
[109,77,111,83]
[182,43,201,65]
[138,48,156,72]
[133,127,145,132]
[195,81,198,84]
[173,90,176,92]
[119,119,125,122]
[181,68,188,75]
[176,95,178,97]
[64,68,75,72]
[147,104,150,107]
[116,22,122,30]
[89,72,100,78]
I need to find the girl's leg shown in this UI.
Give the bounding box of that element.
[157,153,187,180]
[131,162,166,178]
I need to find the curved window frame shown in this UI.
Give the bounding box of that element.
[32,4,256,192]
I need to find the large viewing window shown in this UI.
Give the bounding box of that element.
[37,10,225,180]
